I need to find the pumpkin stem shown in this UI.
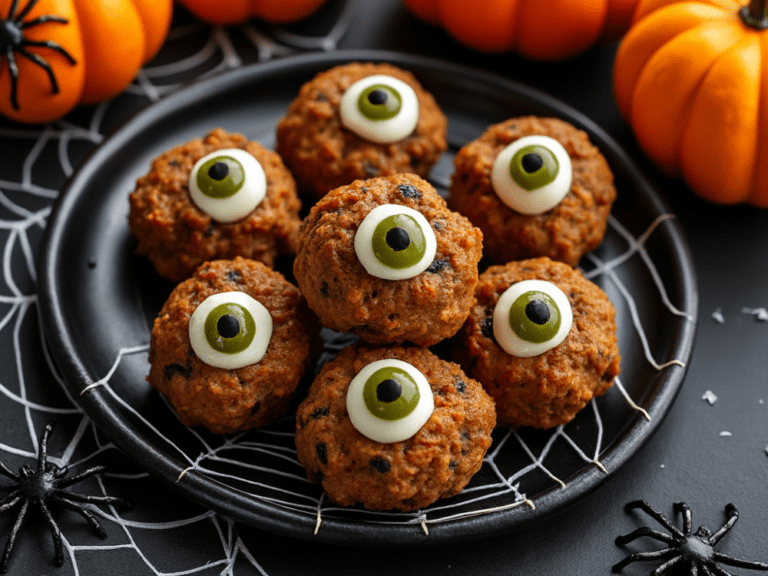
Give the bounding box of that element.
[740,0,768,30]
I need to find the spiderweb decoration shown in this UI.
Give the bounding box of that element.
[0,1,695,573]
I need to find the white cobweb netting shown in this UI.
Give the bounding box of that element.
[0,2,693,573]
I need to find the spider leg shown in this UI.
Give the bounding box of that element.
[0,461,18,483]
[15,0,42,23]
[0,493,21,515]
[701,566,715,576]
[20,39,76,65]
[707,563,736,576]
[652,555,683,576]
[673,502,693,536]
[20,15,68,29]
[624,500,685,538]
[54,465,110,489]
[52,495,107,539]
[709,503,738,545]
[6,0,19,20]
[713,552,768,571]
[57,488,132,509]
[16,47,59,94]
[38,500,64,567]
[615,526,675,546]
[0,499,29,574]
[5,47,20,111]
[612,547,677,573]
[37,420,55,471]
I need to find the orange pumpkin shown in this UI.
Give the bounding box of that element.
[614,0,768,206]
[400,0,641,60]
[177,0,328,25]
[0,0,173,124]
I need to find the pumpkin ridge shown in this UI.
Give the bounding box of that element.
[679,32,761,203]
[630,21,743,176]
[748,29,768,204]
[613,3,732,120]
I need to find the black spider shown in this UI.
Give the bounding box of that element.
[0,420,131,573]
[613,500,768,576]
[0,0,76,111]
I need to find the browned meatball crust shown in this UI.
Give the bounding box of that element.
[293,173,483,347]
[129,128,302,282]
[449,117,616,266]
[453,258,620,429]
[295,345,496,511]
[147,257,320,435]
[275,62,447,199]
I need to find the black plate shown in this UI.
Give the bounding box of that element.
[39,50,697,547]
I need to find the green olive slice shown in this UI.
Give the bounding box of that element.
[358,84,402,121]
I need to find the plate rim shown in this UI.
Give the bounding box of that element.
[38,49,698,547]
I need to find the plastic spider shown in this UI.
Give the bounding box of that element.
[0,0,76,110]
[613,500,768,576]
[0,420,131,573]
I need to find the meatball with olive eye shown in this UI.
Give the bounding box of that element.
[453,257,620,430]
[295,344,496,512]
[147,257,321,435]
[276,62,448,199]
[448,116,616,266]
[292,173,483,347]
[129,128,302,282]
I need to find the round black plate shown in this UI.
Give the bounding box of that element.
[39,50,697,547]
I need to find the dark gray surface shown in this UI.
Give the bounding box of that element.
[1,0,767,574]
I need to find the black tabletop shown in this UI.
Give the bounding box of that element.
[0,1,766,575]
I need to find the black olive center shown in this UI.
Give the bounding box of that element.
[525,299,551,325]
[376,379,402,403]
[385,227,410,251]
[208,161,229,181]
[217,314,241,338]
[521,152,544,174]
[367,89,388,105]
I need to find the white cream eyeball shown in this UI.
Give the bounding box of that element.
[346,358,434,444]
[353,203,437,281]
[493,279,573,358]
[188,291,272,369]
[188,148,267,223]
[340,74,419,144]
[490,135,573,215]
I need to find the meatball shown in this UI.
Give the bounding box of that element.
[453,257,620,429]
[147,257,320,435]
[293,173,483,347]
[276,62,447,199]
[129,128,302,282]
[449,116,616,266]
[295,345,496,511]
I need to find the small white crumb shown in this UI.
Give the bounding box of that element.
[660,464,665,469]
[741,307,768,321]
[719,431,732,437]
[760,399,764,405]
[702,390,718,405]
[712,308,725,323]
